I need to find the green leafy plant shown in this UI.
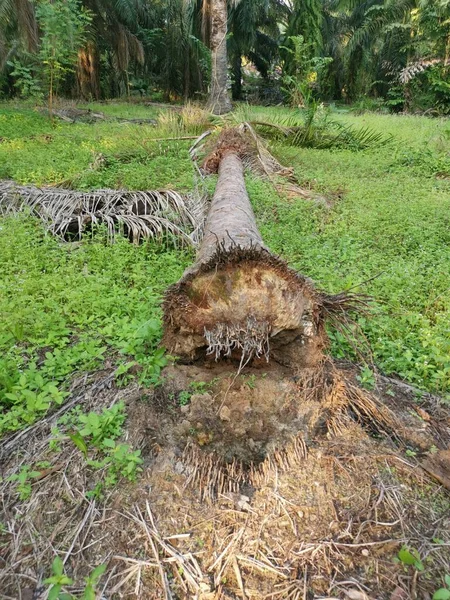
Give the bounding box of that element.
[433,575,450,600]
[81,563,107,600]
[44,556,73,600]
[179,390,191,406]
[44,557,106,600]
[8,465,41,501]
[35,0,92,117]
[7,60,43,100]
[397,545,424,571]
[177,380,211,407]
[59,402,143,496]
[356,366,376,390]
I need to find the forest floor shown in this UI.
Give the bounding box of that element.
[0,100,449,599]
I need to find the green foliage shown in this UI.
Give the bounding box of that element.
[44,557,106,600]
[433,576,450,600]
[177,380,211,406]
[81,563,107,600]
[255,104,392,151]
[8,465,41,500]
[35,0,91,109]
[281,35,332,107]
[55,402,143,496]
[44,557,74,600]
[0,192,191,436]
[61,401,126,448]
[7,61,43,100]
[356,366,376,390]
[397,545,424,571]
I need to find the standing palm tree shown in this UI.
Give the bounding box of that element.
[207,0,232,113]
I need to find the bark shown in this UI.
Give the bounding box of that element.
[77,42,100,100]
[231,53,242,101]
[162,136,324,368]
[207,0,232,115]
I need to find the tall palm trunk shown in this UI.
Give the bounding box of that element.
[77,42,100,100]
[163,130,324,367]
[208,0,232,114]
[231,52,242,100]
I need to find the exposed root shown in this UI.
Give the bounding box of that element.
[323,367,402,441]
[204,317,271,362]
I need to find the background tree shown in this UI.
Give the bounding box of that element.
[35,0,91,115]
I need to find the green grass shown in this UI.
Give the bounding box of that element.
[0,216,191,434]
[0,104,196,190]
[0,102,449,437]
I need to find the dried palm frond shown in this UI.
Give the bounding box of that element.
[0,180,208,245]
[399,58,450,84]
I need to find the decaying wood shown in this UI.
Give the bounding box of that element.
[162,128,325,367]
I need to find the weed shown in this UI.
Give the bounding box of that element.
[44,556,73,600]
[56,402,143,496]
[433,575,450,600]
[177,381,211,407]
[356,366,376,390]
[8,465,41,500]
[44,556,106,600]
[179,390,191,406]
[244,374,257,389]
[397,545,424,571]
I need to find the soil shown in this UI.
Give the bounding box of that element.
[1,360,449,600]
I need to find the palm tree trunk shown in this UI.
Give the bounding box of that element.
[232,52,242,100]
[77,42,100,100]
[208,0,232,114]
[163,138,324,368]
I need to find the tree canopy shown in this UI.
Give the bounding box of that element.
[0,0,449,112]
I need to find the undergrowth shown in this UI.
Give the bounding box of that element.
[0,102,449,439]
[0,216,191,434]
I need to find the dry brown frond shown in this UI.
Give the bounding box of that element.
[399,58,450,84]
[0,180,208,245]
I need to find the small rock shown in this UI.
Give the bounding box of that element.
[219,405,231,421]
[361,548,369,557]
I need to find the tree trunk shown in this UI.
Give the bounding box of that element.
[231,52,242,101]
[207,0,232,114]
[162,133,324,368]
[77,42,100,100]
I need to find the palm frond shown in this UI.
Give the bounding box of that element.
[251,114,391,150]
[0,181,208,245]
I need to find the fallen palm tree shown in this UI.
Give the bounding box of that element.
[2,128,450,600]
[163,127,363,368]
[0,180,207,244]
